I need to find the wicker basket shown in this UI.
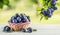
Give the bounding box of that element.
[8,22,30,31]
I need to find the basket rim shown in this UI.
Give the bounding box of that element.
[8,22,30,25]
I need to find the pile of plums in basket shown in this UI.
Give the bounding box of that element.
[8,13,30,23]
[3,13,32,33]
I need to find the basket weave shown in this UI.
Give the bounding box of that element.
[8,22,30,31]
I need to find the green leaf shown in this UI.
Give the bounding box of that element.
[37,7,42,11]
[56,2,60,6]
[3,0,9,6]
[44,16,48,20]
[33,29,37,31]
[31,0,38,4]
[40,16,43,20]
[0,0,3,2]
[0,2,3,9]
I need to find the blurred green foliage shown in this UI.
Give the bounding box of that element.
[31,0,38,4]
[0,0,9,9]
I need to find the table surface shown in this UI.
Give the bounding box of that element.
[0,24,60,35]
